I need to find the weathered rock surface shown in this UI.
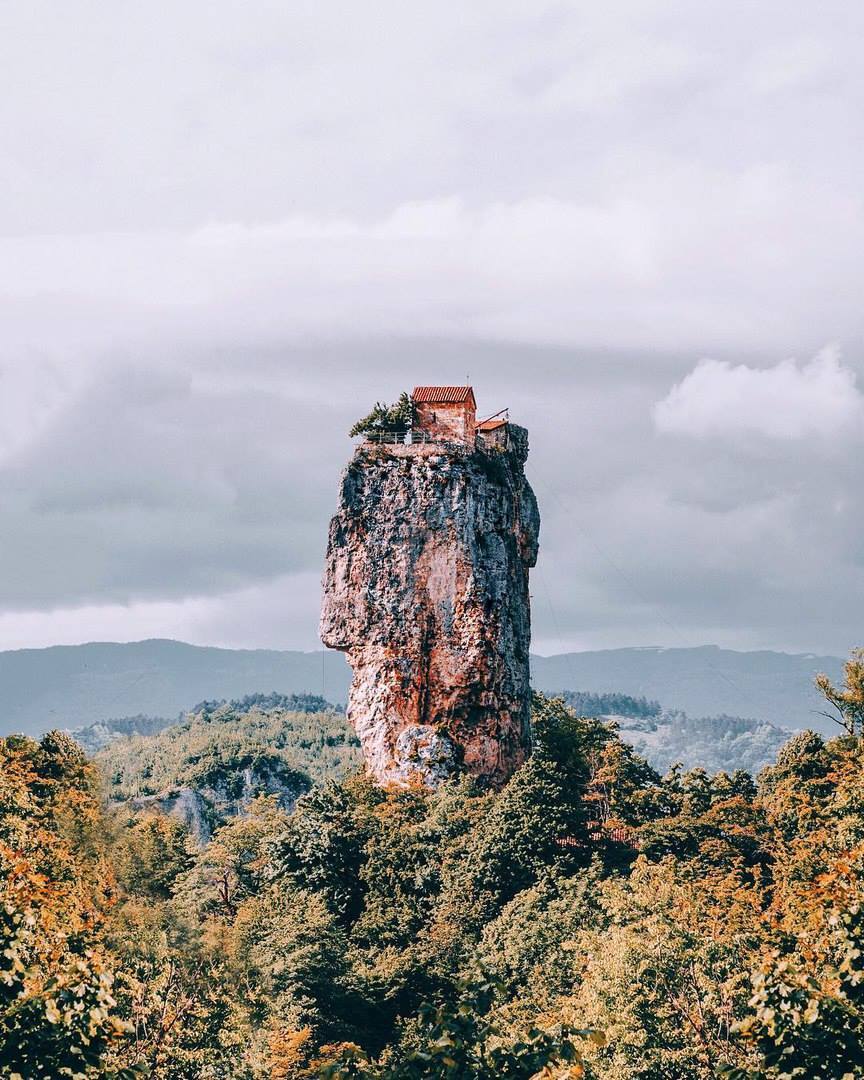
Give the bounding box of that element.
[126,760,311,845]
[320,426,539,787]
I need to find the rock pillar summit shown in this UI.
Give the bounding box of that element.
[320,386,540,788]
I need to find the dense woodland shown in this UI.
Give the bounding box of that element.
[89,691,786,797]
[97,697,358,801]
[2,650,864,1078]
[553,691,661,720]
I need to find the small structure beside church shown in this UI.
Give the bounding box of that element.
[476,411,510,449]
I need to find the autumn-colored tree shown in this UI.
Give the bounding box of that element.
[0,733,134,1078]
[721,847,864,1079]
[10,650,864,1078]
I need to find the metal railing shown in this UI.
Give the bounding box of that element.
[365,429,444,446]
[365,431,410,445]
[364,429,505,450]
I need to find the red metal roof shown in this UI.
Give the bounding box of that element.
[478,417,507,431]
[412,385,477,408]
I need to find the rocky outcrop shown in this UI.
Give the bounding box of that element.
[130,787,214,844]
[127,760,311,845]
[320,426,539,788]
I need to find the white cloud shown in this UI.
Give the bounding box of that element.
[538,38,701,109]
[1,178,863,358]
[1,5,864,357]
[746,38,832,95]
[653,347,864,439]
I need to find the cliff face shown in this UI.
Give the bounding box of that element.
[126,761,312,845]
[320,426,539,788]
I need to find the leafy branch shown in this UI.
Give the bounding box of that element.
[349,393,414,438]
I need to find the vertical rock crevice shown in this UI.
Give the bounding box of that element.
[320,426,539,788]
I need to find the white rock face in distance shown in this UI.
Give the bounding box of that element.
[320,426,539,788]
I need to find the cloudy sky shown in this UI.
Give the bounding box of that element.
[1,1,862,658]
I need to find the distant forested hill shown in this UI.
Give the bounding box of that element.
[0,638,845,736]
[72,692,340,754]
[530,645,844,733]
[0,639,352,736]
[90,693,788,791]
[97,698,358,801]
[543,689,788,775]
[617,711,789,776]
[95,699,361,843]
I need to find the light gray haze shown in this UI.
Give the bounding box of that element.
[1,2,862,657]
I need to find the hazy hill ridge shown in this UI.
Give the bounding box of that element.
[0,638,844,737]
[532,645,843,733]
[0,639,352,736]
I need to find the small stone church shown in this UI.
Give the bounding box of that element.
[412,385,509,448]
[412,385,477,443]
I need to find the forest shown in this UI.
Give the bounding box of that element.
[1,650,863,1079]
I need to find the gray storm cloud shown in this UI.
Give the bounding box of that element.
[0,2,862,655]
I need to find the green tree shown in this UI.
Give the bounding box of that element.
[349,393,414,439]
[231,884,358,1049]
[175,794,290,920]
[815,648,864,737]
[112,814,193,900]
[318,971,597,1079]
[264,778,377,922]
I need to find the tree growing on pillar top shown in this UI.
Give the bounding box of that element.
[349,392,414,438]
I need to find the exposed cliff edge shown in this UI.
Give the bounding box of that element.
[320,425,539,787]
[95,698,356,844]
[125,760,311,845]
